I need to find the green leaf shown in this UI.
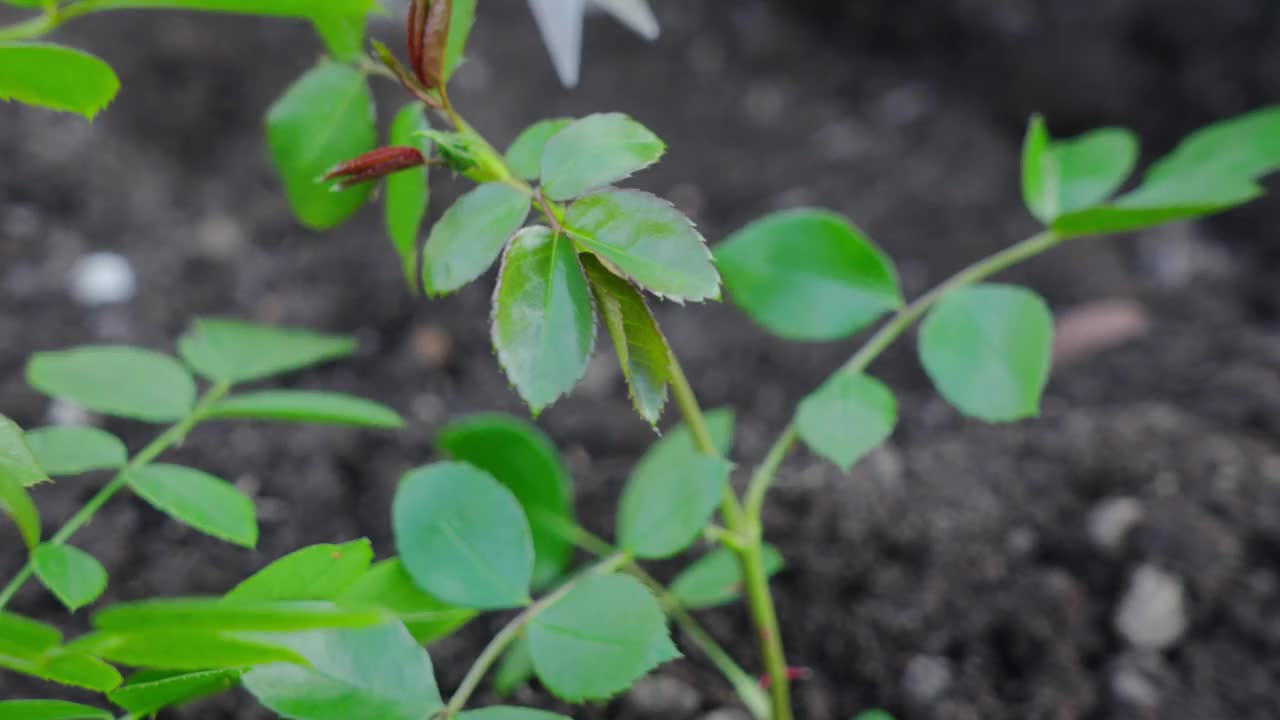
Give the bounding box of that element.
[0,616,122,691]
[312,13,366,61]
[505,118,572,180]
[208,391,404,429]
[437,415,574,590]
[33,544,108,612]
[266,60,377,230]
[796,372,897,472]
[337,559,476,644]
[918,284,1054,422]
[582,255,670,425]
[492,227,597,413]
[24,426,126,476]
[393,462,535,609]
[226,540,374,603]
[178,317,356,385]
[422,183,532,295]
[1021,115,1138,223]
[529,574,673,701]
[74,629,304,671]
[108,669,243,716]
[58,0,375,18]
[853,711,897,720]
[444,0,478,81]
[566,189,719,302]
[540,113,666,200]
[0,611,61,656]
[0,415,43,548]
[0,700,111,720]
[126,464,258,548]
[460,708,571,720]
[94,599,385,633]
[1053,106,1280,235]
[26,347,196,423]
[243,623,442,720]
[670,544,784,610]
[386,103,432,291]
[493,634,534,696]
[617,409,734,559]
[0,43,119,119]
[715,209,903,341]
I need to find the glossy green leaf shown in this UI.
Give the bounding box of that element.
[797,372,897,471]
[26,347,195,423]
[505,118,571,180]
[566,189,719,302]
[918,284,1054,422]
[108,669,243,716]
[493,633,534,696]
[33,544,108,611]
[337,558,476,644]
[460,708,571,720]
[95,599,384,634]
[386,103,432,290]
[0,611,60,656]
[617,409,734,559]
[209,391,403,429]
[529,574,672,701]
[0,43,119,120]
[126,464,258,548]
[0,700,111,720]
[178,317,356,385]
[670,544,784,610]
[57,0,375,17]
[437,415,574,589]
[1053,106,1280,235]
[226,540,373,603]
[422,183,532,295]
[582,255,670,425]
[716,209,903,341]
[540,113,665,200]
[1022,115,1138,223]
[266,60,376,230]
[75,629,304,671]
[393,462,535,609]
[24,426,126,476]
[312,13,366,61]
[444,0,478,80]
[243,623,442,720]
[493,226,596,413]
[0,415,43,548]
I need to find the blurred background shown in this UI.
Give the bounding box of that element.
[3,2,1280,718]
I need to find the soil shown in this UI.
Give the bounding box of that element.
[3,1,1280,719]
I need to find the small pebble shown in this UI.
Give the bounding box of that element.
[903,654,953,704]
[45,400,93,427]
[411,324,453,369]
[69,252,136,306]
[1114,565,1189,651]
[626,674,701,719]
[1087,496,1144,552]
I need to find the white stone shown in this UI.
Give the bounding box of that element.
[1114,565,1189,651]
[69,252,136,306]
[903,653,953,704]
[1087,496,1144,551]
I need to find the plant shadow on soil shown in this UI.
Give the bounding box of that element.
[3,1,1280,718]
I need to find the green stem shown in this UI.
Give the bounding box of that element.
[742,230,1061,519]
[440,551,631,718]
[0,13,56,42]
[0,381,231,609]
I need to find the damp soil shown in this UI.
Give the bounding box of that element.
[3,2,1280,719]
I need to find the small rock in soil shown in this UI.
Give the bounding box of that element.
[1114,564,1189,651]
[626,674,701,719]
[1087,496,1144,552]
[410,324,453,369]
[902,653,953,704]
[1110,651,1173,711]
[699,709,751,720]
[69,251,136,306]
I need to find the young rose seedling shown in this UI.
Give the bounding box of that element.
[3,1,1280,719]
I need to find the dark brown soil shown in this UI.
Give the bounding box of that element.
[3,2,1280,719]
